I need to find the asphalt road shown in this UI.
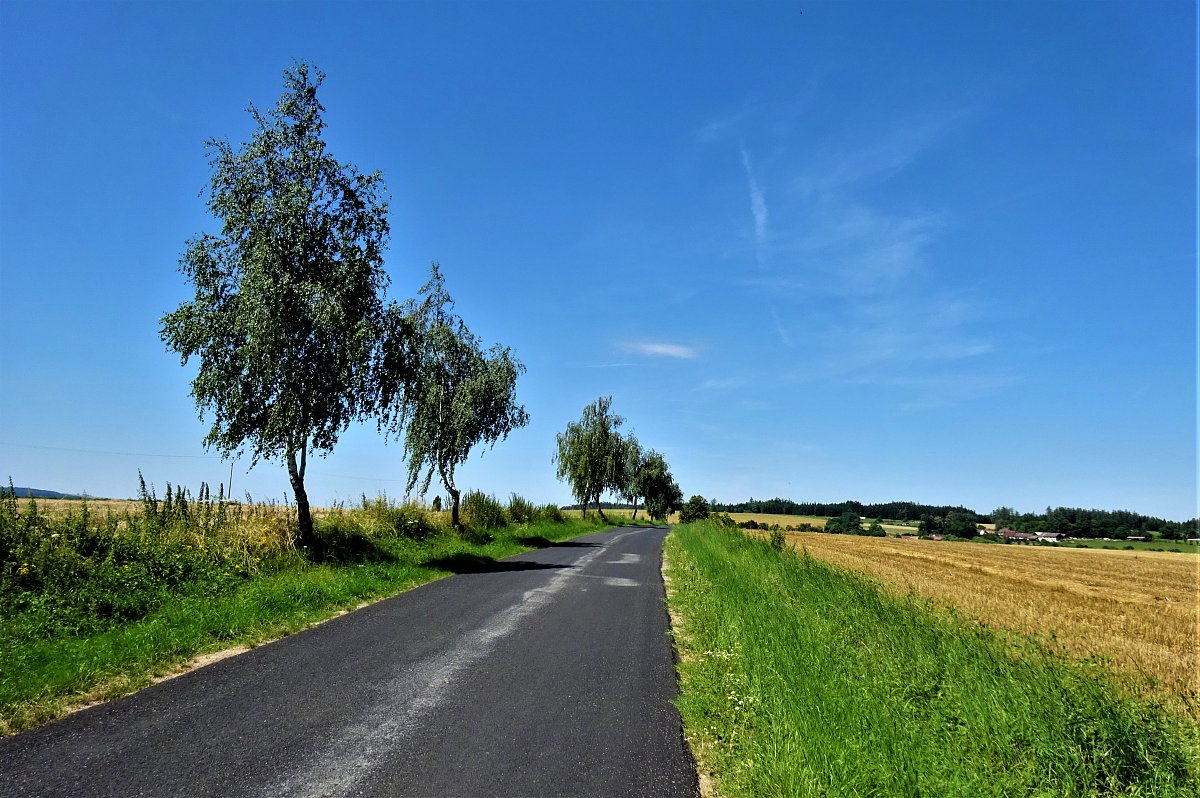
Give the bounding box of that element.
[1,525,698,798]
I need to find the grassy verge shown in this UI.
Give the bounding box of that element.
[1,487,621,735]
[664,521,1199,797]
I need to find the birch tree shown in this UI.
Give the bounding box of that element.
[160,63,396,545]
[388,264,529,528]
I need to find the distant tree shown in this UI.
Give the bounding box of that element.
[616,435,644,518]
[645,474,683,522]
[991,506,1016,527]
[629,448,681,522]
[679,495,711,523]
[942,511,980,539]
[826,511,861,534]
[554,396,626,522]
[384,265,529,529]
[866,519,886,537]
[160,63,397,545]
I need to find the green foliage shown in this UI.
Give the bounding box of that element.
[866,519,887,537]
[824,511,862,534]
[460,490,506,541]
[634,449,683,522]
[709,512,737,528]
[768,528,785,551]
[921,510,980,539]
[537,503,565,523]
[679,495,711,523]
[554,396,628,518]
[348,494,437,539]
[0,482,281,645]
[159,63,401,543]
[385,265,529,528]
[614,434,642,512]
[666,522,1199,796]
[505,494,536,524]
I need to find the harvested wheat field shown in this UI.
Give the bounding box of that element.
[786,532,1200,718]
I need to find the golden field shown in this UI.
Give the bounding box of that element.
[784,532,1200,718]
[6,497,144,517]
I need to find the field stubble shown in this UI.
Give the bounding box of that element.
[785,532,1199,718]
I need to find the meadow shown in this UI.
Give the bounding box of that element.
[784,532,1199,718]
[664,521,1199,797]
[0,486,612,735]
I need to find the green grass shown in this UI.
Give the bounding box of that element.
[0,486,620,735]
[1061,539,1200,554]
[665,521,1199,797]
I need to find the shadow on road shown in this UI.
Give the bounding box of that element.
[515,536,602,549]
[424,553,575,575]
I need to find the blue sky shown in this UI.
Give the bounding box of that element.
[1,1,1195,520]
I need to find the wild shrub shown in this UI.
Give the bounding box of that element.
[506,493,536,524]
[769,528,786,552]
[460,490,506,541]
[352,493,437,539]
[537,503,565,523]
[0,483,256,642]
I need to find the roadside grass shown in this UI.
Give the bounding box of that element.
[664,521,1199,797]
[778,532,1199,715]
[0,487,618,735]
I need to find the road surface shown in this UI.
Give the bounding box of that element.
[1,525,698,797]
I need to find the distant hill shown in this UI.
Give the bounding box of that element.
[3,487,86,499]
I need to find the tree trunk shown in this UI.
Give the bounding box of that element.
[596,493,607,523]
[631,500,639,521]
[287,446,314,547]
[449,486,462,530]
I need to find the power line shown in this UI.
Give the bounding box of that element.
[0,441,218,459]
[0,441,410,484]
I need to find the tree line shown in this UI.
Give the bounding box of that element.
[991,506,1196,541]
[161,64,529,542]
[162,64,687,542]
[716,496,1196,541]
[553,396,683,523]
[715,498,976,522]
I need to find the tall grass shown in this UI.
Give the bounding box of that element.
[665,521,1199,797]
[0,484,603,735]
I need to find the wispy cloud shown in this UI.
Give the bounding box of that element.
[624,342,698,359]
[696,107,756,144]
[740,146,769,256]
[740,145,794,346]
[710,104,1008,405]
[796,109,972,197]
[694,377,743,392]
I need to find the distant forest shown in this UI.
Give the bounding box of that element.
[715,497,1198,541]
[715,498,974,522]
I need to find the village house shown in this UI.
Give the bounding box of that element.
[998,528,1040,543]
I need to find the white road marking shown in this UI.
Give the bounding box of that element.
[606,553,642,565]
